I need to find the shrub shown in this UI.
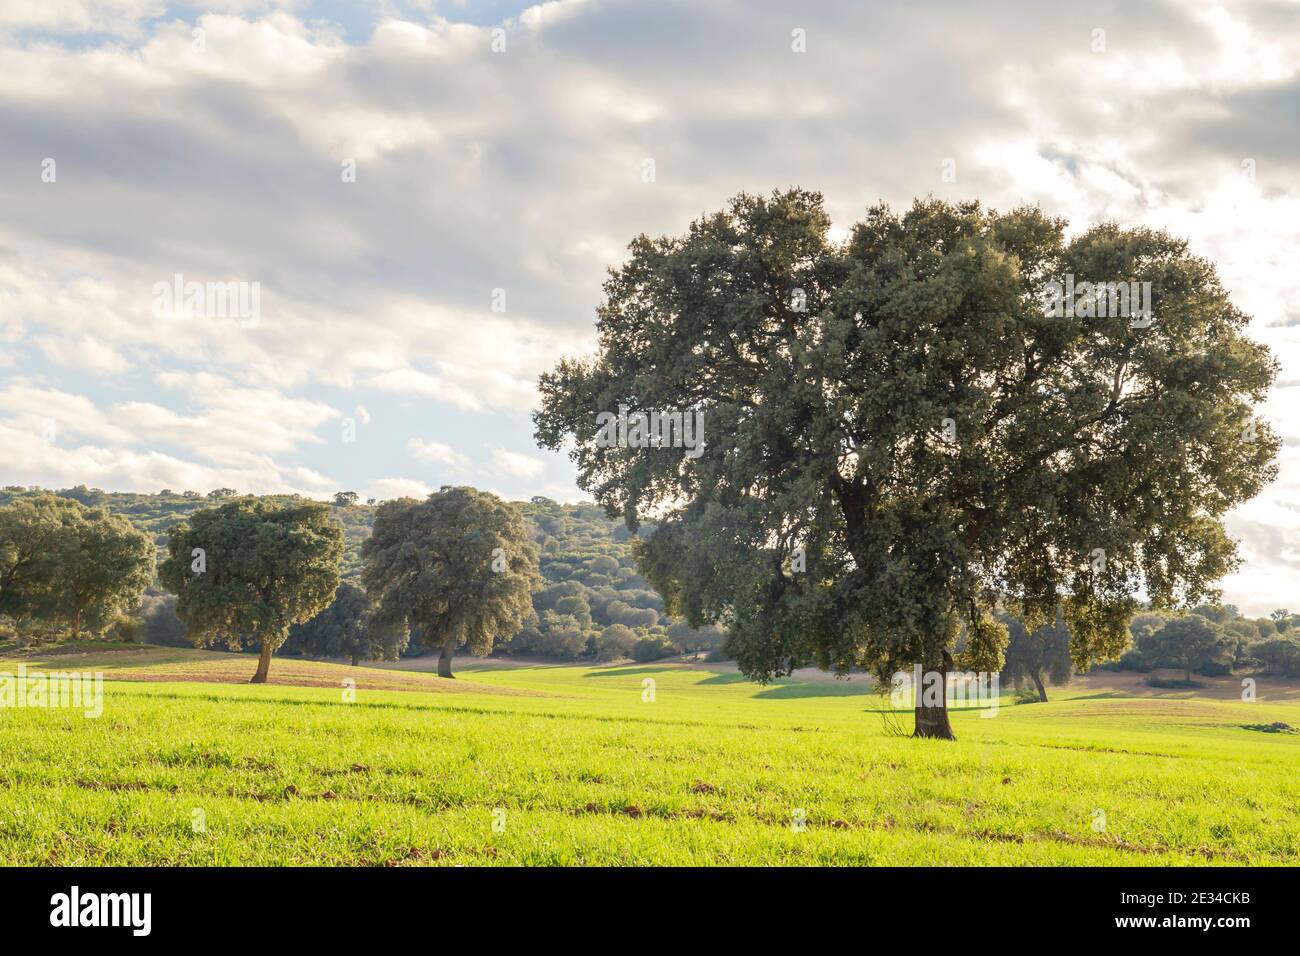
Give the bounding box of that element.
[1116,648,1150,672]
[1146,676,1204,689]
[139,592,188,647]
[1253,638,1300,677]
[632,636,677,663]
[107,613,144,643]
[666,621,726,657]
[596,624,638,661]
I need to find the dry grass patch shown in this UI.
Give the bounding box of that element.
[0,643,542,697]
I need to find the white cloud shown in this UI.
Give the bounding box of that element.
[0,378,338,473]
[34,333,130,374]
[407,437,470,471]
[365,476,433,501]
[489,447,545,480]
[367,368,486,412]
[0,384,136,445]
[0,420,336,497]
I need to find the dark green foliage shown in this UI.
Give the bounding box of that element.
[52,509,156,638]
[1,494,88,623]
[138,591,187,647]
[0,488,688,659]
[283,582,405,664]
[106,613,144,643]
[361,487,540,677]
[554,594,593,627]
[1252,637,1300,677]
[633,634,678,662]
[0,493,154,638]
[604,600,659,628]
[505,498,671,659]
[1146,676,1205,689]
[1113,605,1291,676]
[999,610,1073,701]
[596,623,638,660]
[535,189,1278,738]
[1113,610,1168,670]
[0,485,374,581]
[532,612,588,658]
[159,497,344,681]
[666,621,728,658]
[1137,614,1236,681]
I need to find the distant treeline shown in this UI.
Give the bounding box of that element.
[997,603,1300,703]
[3,486,1295,679]
[1111,604,1300,680]
[0,485,726,665]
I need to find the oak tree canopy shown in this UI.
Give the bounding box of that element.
[535,190,1278,737]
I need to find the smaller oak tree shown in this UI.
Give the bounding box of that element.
[53,507,155,638]
[0,495,86,622]
[1138,614,1234,682]
[160,497,344,683]
[1,495,153,637]
[999,610,1072,702]
[285,581,406,665]
[361,487,541,678]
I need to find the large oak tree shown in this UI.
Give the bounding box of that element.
[360,487,541,678]
[534,190,1278,738]
[160,497,344,683]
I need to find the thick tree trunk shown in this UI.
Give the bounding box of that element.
[1184,666,1191,683]
[913,657,956,740]
[250,640,273,684]
[914,697,955,739]
[438,634,456,679]
[1031,669,1048,702]
[351,652,358,666]
[909,658,961,738]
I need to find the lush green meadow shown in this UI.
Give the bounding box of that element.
[0,647,1297,865]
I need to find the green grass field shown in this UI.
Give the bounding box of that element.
[1,645,1297,865]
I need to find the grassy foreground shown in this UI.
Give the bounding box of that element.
[0,645,1297,865]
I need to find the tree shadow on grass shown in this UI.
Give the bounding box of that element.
[7,642,208,671]
[696,672,753,686]
[684,670,876,698]
[580,665,686,679]
[751,682,875,700]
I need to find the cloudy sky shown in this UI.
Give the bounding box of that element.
[0,0,1297,613]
